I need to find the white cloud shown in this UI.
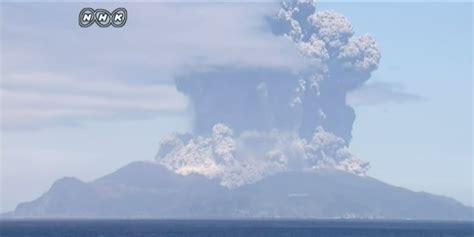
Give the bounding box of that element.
[1,73,188,129]
[1,2,305,130]
[346,81,423,107]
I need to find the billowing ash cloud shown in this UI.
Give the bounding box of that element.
[158,124,368,188]
[156,0,380,188]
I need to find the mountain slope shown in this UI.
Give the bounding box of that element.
[7,161,473,220]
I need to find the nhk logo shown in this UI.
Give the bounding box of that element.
[79,8,127,28]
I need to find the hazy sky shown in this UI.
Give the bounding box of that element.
[0,2,472,213]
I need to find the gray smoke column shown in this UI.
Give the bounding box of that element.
[156,0,379,188]
[270,1,380,141]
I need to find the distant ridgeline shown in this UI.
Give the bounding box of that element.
[5,162,473,219]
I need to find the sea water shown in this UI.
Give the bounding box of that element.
[1,219,473,237]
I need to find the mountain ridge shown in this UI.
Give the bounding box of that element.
[3,161,473,220]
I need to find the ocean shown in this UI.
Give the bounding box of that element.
[0,219,473,237]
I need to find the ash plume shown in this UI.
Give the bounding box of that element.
[158,124,368,188]
[156,0,380,188]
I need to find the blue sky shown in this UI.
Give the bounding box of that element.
[317,2,473,207]
[0,2,472,213]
